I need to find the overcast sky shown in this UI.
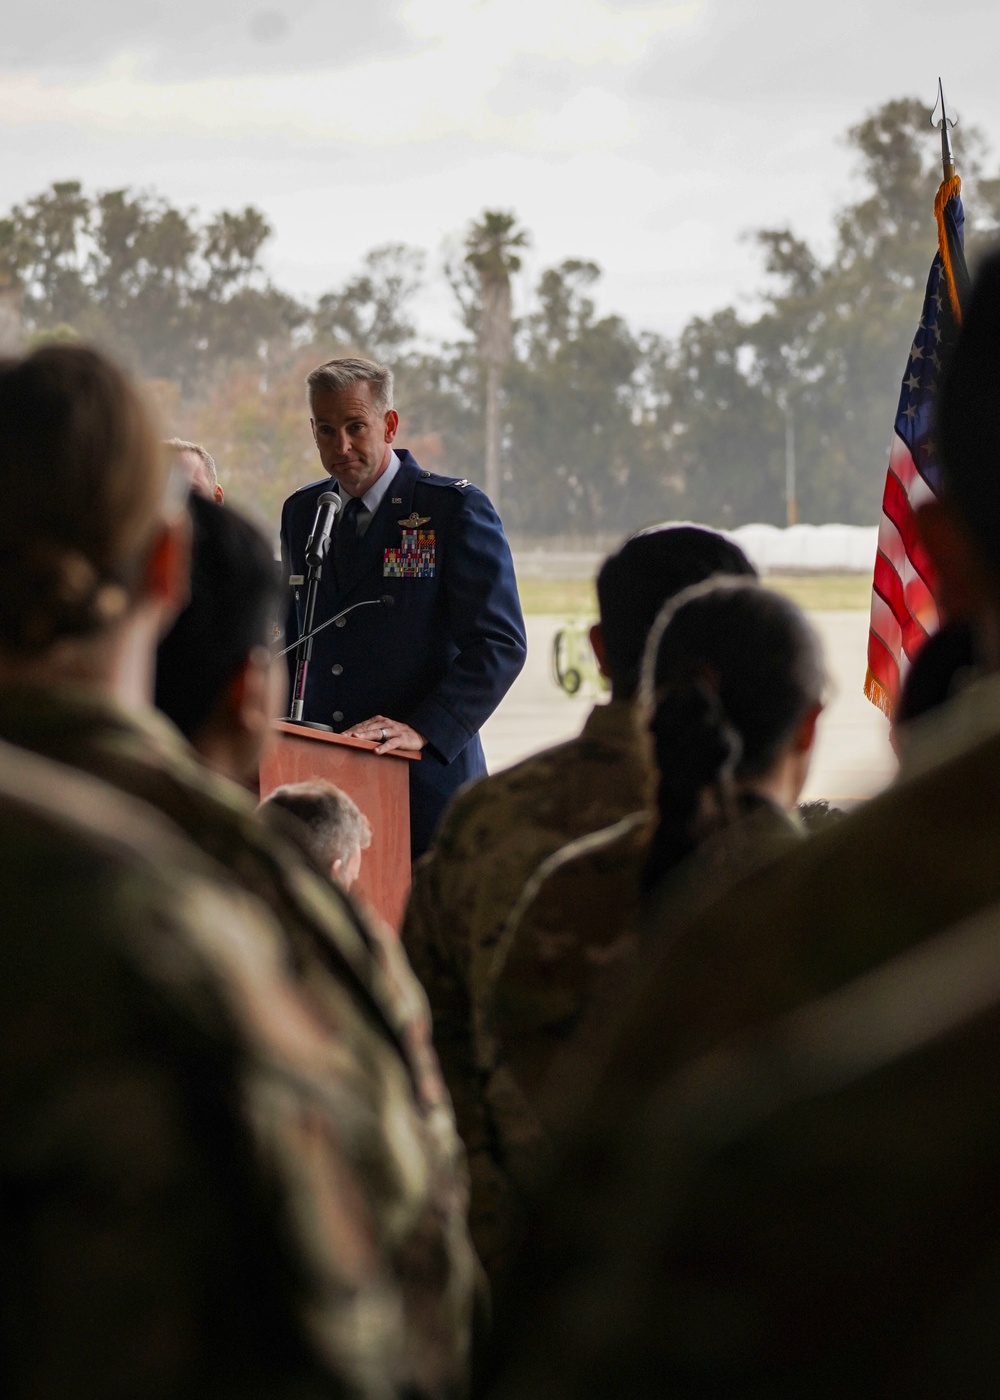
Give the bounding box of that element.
[3,0,1000,342]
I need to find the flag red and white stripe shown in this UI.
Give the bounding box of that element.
[866,436,939,713]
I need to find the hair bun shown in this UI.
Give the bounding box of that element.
[0,543,128,652]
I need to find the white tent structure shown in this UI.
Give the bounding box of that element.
[729,523,878,575]
[513,523,880,579]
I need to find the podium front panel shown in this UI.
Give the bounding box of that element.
[259,723,416,931]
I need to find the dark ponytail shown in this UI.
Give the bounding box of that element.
[639,579,825,895]
[641,676,742,887]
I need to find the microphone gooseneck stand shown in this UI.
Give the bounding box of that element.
[277,595,393,664]
[286,491,341,729]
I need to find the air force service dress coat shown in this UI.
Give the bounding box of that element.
[280,449,527,856]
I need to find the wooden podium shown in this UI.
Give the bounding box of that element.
[259,721,418,931]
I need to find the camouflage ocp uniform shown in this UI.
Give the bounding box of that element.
[486,672,1000,1399]
[402,699,649,1282]
[0,737,395,1398]
[487,797,800,1194]
[0,686,478,1399]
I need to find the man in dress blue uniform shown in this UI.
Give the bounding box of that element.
[280,356,527,857]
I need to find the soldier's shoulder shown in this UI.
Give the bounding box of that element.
[410,468,494,519]
[437,740,585,843]
[412,467,477,493]
[547,810,652,882]
[509,812,650,939]
[283,478,331,516]
[290,476,330,497]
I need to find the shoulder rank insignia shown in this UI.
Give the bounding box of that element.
[398,512,431,528]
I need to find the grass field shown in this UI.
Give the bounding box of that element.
[517,572,872,617]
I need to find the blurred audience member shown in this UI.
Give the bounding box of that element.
[167,435,224,502]
[260,778,372,889]
[155,495,282,788]
[892,618,979,754]
[403,524,756,1283]
[0,343,478,1397]
[486,581,824,1214]
[259,778,457,1175]
[637,578,824,894]
[484,248,1000,1400]
[0,738,388,1400]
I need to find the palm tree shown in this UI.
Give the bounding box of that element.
[464,211,529,507]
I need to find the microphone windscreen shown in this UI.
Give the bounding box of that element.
[319,491,341,513]
[381,594,394,606]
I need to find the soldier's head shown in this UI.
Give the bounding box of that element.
[892,620,978,754]
[922,249,1000,667]
[307,356,399,500]
[0,343,189,696]
[594,525,758,700]
[166,438,224,504]
[155,495,283,787]
[639,577,826,889]
[258,780,372,891]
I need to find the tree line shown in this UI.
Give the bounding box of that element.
[1,96,998,534]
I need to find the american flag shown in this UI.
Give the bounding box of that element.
[864,177,969,715]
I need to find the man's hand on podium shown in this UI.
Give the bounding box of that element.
[347,715,427,756]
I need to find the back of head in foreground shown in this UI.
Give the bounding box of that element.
[155,495,282,787]
[639,577,825,894]
[259,779,372,890]
[0,343,185,700]
[595,524,758,699]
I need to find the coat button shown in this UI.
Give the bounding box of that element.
[332,710,344,722]
[335,617,347,628]
[331,664,343,675]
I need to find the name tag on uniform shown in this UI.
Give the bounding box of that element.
[384,528,435,579]
[288,574,304,586]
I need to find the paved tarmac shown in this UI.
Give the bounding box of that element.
[480,612,896,804]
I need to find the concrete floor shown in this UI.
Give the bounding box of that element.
[480,612,897,804]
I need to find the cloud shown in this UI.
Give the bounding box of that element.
[403,0,702,68]
[0,0,410,79]
[0,0,703,155]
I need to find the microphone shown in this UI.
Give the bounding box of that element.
[304,491,341,568]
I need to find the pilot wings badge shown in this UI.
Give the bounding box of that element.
[397,512,431,528]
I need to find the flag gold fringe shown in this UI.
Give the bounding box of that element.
[935,174,964,324]
[864,667,893,718]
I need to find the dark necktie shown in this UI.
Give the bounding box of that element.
[335,494,369,583]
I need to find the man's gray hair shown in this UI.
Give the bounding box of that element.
[165,437,219,489]
[306,357,394,415]
[258,780,373,869]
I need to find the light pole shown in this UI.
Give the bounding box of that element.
[783,398,798,527]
